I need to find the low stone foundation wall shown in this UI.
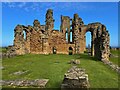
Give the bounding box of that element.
[61,66,90,88]
[68,59,80,65]
[2,52,17,59]
[0,79,49,88]
[102,60,120,74]
[2,46,17,59]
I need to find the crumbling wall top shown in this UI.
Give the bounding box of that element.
[33,20,40,27]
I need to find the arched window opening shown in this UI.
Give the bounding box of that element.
[23,30,26,40]
[70,32,72,43]
[66,32,68,42]
[85,31,91,54]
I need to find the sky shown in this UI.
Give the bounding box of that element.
[1,2,118,47]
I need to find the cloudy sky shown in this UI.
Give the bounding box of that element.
[2,2,118,47]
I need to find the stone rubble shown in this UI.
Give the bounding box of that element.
[12,70,29,75]
[61,66,90,88]
[0,79,49,88]
[2,46,17,59]
[0,66,5,70]
[102,59,120,74]
[68,59,80,65]
[110,53,118,58]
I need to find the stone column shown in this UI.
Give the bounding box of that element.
[25,27,31,53]
[72,14,80,54]
[45,9,54,36]
[101,30,110,61]
[91,30,96,56]
[60,15,71,43]
[68,27,70,43]
[94,25,102,60]
[14,25,26,55]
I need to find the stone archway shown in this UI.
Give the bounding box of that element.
[13,25,31,55]
[69,47,73,55]
[82,24,110,60]
[85,31,92,55]
[53,47,57,54]
[83,28,94,56]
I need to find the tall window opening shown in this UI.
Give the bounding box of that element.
[70,32,72,43]
[86,31,91,54]
[23,30,26,40]
[66,28,68,42]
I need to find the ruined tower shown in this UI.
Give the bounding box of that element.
[94,24,110,60]
[14,25,31,55]
[60,15,71,43]
[45,9,54,36]
[72,14,84,54]
[33,19,41,31]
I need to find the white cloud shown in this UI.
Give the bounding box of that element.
[3,2,16,8]
[1,0,119,2]
[24,7,29,12]
[8,3,16,8]
[18,2,26,8]
[3,2,94,12]
[24,3,39,12]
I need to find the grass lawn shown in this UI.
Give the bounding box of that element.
[109,50,119,66]
[0,47,8,53]
[2,53,119,88]
[110,49,119,55]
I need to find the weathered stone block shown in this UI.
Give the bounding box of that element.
[1,79,49,88]
[61,66,90,88]
[68,59,80,65]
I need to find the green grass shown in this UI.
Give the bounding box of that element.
[110,49,119,55]
[2,54,119,88]
[0,47,8,53]
[109,50,119,66]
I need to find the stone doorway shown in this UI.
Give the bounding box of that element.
[69,47,73,55]
[84,29,94,56]
[53,47,57,54]
[85,31,92,55]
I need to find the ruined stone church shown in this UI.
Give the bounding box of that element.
[13,9,110,60]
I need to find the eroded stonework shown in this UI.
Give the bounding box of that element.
[61,66,90,88]
[12,9,110,60]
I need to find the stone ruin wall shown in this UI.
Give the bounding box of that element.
[12,9,110,61]
[14,25,31,55]
[72,14,85,54]
[48,30,68,54]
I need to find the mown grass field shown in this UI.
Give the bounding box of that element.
[0,47,8,53]
[2,51,119,88]
[109,49,119,66]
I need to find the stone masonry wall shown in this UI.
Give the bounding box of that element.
[48,30,68,54]
[12,9,110,61]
